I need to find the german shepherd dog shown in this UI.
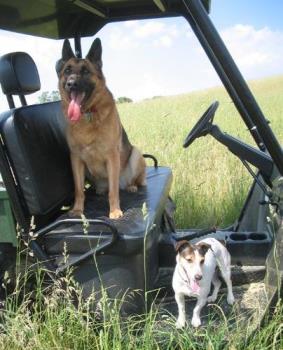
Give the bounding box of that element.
[57,38,146,219]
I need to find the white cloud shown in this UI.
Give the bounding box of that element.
[134,21,165,38]
[123,23,283,99]
[220,24,283,76]
[105,20,182,50]
[0,21,283,106]
[108,27,139,50]
[124,20,139,28]
[154,35,172,47]
[166,24,180,38]
[186,30,194,39]
[123,73,165,101]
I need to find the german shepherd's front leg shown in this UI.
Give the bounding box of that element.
[69,153,85,216]
[107,150,123,219]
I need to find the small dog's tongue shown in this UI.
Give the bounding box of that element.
[191,280,200,294]
[67,92,85,122]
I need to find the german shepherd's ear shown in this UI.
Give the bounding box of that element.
[55,59,64,76]
[62,39,75,61]
[196,242,211,256]
[86,38,102,68]
[55,39,75,76]
[175,240,191,253]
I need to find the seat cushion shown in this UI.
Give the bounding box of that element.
[43,166,173,255]
[0,101,74,215]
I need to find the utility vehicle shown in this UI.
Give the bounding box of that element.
[0,0,282,330]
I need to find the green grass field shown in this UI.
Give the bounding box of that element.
[1,75,282,349]
[118,74,283,228]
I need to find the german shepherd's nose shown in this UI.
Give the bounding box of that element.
[66,77,78,90]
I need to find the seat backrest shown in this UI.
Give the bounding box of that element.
[0,52,40,108]
[0,52,73,225]
[0,103,73,216]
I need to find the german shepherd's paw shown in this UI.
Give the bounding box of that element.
[126,185,138,193]
[109,209,123,219]
[68,208,83,217]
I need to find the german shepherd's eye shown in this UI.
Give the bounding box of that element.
[64,66,72,75]
[81,66,90,75]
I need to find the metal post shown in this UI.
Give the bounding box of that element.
[19,94,27,106]
[6,94,15,109]
[182,0,283,175]
[74,36,82,58]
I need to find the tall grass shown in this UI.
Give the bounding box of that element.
[0,266,282,349]
[118,75,283,228]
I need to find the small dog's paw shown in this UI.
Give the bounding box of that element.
[109,209,123,219]
[227,294,235,305]
[207,295,217,303]
[68,208,83,217]
[176,319,186,329]
[127,185,138,193]
[191,316,201,328]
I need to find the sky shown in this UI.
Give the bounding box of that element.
[0,0,283,109]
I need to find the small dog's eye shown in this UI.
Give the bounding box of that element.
[200,259,205,265]
[186,258,193,263]
[64,66,72,74]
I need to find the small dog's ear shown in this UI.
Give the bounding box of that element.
[175,240,191,253]
[86,38,102,68]
[196,242,211,256]
[62,39,75,61]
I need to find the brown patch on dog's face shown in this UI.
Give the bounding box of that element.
[176,240,211,266]
[196,242,211,257]
[58,38,106,114]
[175,240,190,253]
[175,240,196,263]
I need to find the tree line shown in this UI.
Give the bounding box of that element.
[38,91,133,104]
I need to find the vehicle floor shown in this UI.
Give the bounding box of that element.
[155,281,268,336]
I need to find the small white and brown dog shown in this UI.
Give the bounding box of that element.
[172,237,235,328]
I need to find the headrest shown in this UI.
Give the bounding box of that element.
[0,52,40,95]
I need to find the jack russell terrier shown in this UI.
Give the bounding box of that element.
[172,237,235,328]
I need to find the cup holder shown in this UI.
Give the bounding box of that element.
[227,232,271,265]
[229,232,268,242]
[230,233,247,241]
[249,233,267,240]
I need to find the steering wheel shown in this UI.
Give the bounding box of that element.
[183,101,219,148]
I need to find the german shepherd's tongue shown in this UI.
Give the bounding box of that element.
[67,92,85,121]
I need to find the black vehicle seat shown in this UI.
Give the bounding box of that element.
[0,52,173,309]
[0,52,74,224]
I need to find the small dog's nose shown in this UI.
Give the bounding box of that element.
[195,274,202,281]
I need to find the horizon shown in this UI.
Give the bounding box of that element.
[0,0,283,108]
[121,73,283,103]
